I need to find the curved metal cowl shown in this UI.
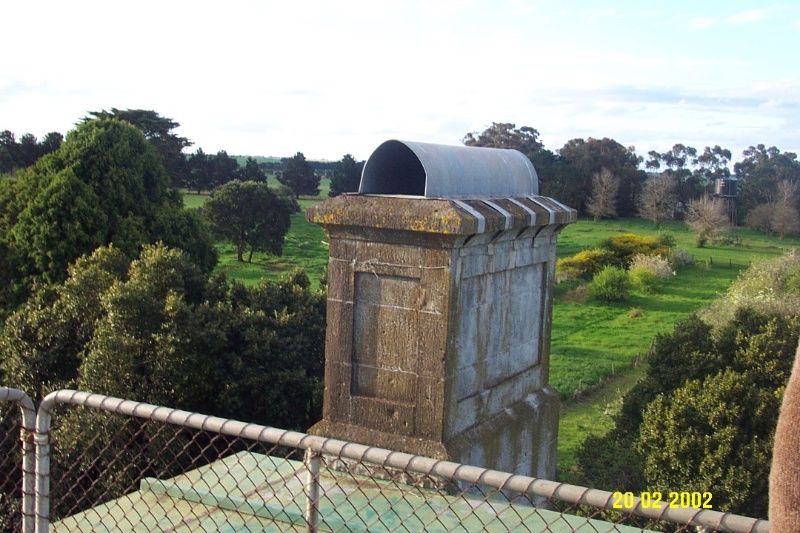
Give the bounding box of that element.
[359,140,538,198]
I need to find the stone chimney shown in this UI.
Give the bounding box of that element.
[307,140,575,480]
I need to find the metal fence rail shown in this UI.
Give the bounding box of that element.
[0,388,772,532]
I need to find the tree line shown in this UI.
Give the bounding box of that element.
[464,122,800,239]
[7,116,798,228]
[0,130,63,173]
[3,109,364,200]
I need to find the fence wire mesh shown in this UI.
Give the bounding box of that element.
[0,388,35,533]
[0,403,24,532]
[0,389,770,532]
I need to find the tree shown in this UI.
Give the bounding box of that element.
[1,242,324,427]
[212,150,241,187]
[85,109,192,187]
[0,118,216,314]
[684,194,729,246]
[586,168,620,221]
[644,150,661,172]
[16,134,40,168]
[658,143,699,203]
[0,246,130,402]
[529,148,572,205]
[637,172,676,228]
[278,152,319,197]
[461,124,579,210]
[39,131,63,154]
[637,370,776,517]
[0,130,62,174]
[0,243,326,517]
[203,180,292,262]
[10,169,107,283]
[0,130,18,174]
[735,145,800,222]
[329,154,362,196]
[771,180,800,239]
[558,138,645,217]
[462,122,542,156]
[241,156,266,183]
[579,310,799,519]
[694,145,732,187]
[77,244,212,407]
[186,148,213,193]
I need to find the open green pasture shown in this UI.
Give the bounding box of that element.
[554,217,800,478]
[552,218,800,398]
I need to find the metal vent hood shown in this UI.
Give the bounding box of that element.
[359,140,539,198]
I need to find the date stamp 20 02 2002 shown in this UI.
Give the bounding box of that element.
[611,491,713,510]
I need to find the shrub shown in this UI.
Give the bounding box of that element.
[589,266,631,302]
[656,233,676,249]
[629,254,674,279]
[629,254,673,293]
[556,249,616,280]
[745,203,774,236]
[669,248,695,269]
[629,268,658,293]
[597,233,673,266]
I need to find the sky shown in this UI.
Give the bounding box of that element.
[2,0,799,164]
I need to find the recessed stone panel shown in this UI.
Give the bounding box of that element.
[352,273,420,404]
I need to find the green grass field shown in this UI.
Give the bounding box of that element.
[183,180,331,290]
[554,218,800,480]
[550,219,791,398]
[183,187,800,480]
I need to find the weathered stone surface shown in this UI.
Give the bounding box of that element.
[307,194,575,481]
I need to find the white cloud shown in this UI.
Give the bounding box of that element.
[688,16,716,30]
[727,9,769,25]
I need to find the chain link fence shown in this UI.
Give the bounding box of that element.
[0,388,771,532]
[0,388,35,533]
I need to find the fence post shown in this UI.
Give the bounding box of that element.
[19,411,36,533]
[304,450,321,533]
[34,394,56,533]
[0,388,36,533]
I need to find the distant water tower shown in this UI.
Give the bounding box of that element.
[713,177,739,224]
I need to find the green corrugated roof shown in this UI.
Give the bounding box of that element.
[53,452,654,532]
